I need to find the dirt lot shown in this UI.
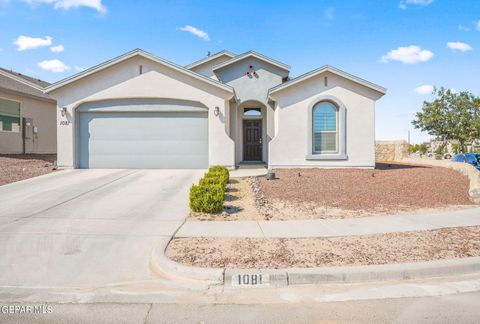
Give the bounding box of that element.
[253,163,475,219]
[0,154,56,186]
[166,226,480,268]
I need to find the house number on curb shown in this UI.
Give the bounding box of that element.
[231,273,269,287]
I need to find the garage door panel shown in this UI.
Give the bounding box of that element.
[79,112,208,169]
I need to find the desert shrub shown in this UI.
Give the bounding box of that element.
[189,184,224,213]
[202,172,228,188]
[199,175,227,188]
[208,166,229,181]
[189,166,230,213]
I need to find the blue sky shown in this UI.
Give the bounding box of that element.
[1,0,479,143]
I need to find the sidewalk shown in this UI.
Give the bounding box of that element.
[176,207,480,238]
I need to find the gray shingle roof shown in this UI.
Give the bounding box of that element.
[0,68,54,101]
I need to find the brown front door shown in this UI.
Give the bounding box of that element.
[243,120,262,161]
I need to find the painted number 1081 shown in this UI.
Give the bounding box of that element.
[234,274,265,286]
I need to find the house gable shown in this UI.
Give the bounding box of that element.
[46,49,234,98]
[186,51,235,79]
[269,65,386,102]
[213,55,289,103]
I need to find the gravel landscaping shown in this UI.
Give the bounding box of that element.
[166,226,480,269]
[188,178,264,221]
[253,163,475,219]
[0,154,56,186]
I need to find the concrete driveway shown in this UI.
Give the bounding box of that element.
[0,169,203,289]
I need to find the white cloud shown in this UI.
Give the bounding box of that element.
[477,20,480,31]
[13,35,52,51]
[399,0,434,9]
[21,0,106,13]
[458,25,470,31]
[380,45,434,64]
[414,84,434,94]
[50,44,64,52]
[74,65,85,72]
[447,41,472,52]
[37,59,70,72]
[177,25,210,41]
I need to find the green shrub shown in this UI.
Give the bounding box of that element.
[208,166,229,181]
[189,184,224,213]
[189,166,230,213]
[199,175,226,188]
[203,171,228,188]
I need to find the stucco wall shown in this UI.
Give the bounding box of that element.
[376,140,408,162]
[49,55,235,168]
[189,55,233,79]
[215,57,288,103]
[268,72,383,168]
[0,91,56,154]
[215,57,286,165]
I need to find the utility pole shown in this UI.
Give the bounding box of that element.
[408,131,410,144]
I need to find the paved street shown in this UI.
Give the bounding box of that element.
[0,169,203,288]
[1,292,480,323]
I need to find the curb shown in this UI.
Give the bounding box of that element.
[149,237,224,287]
[285,257,480,285]
[151,242,480,287]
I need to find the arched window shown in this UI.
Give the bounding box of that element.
[312,102,338,153]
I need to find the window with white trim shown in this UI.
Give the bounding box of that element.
[312,101,338,153]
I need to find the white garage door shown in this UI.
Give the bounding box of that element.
[78,111,208,169]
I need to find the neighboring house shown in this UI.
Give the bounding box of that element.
[429,138,480,153]
[0,68,57,154]
[45,49,386,169]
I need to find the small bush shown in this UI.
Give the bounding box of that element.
[199,175,227,188]
[209,166,229,181]
[203,172,228,188]
[189,184,224,213]
[189,166,230,213]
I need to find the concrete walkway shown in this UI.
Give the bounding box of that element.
[230,167,268,178]
[176,207,480,238]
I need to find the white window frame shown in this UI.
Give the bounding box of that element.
[312,102,339,154]
[306,95,347,161]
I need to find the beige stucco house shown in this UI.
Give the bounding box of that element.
[0,68,57,154]
[45,49,386,169]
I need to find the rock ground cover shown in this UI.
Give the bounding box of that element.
[0,154,56,186]
[253,163,474,220]
[166,226,480,268]
[188,163,475,221]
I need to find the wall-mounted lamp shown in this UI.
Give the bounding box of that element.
[214,106,220,116]
[61,107,67,117]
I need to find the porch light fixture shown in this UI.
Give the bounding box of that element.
[61,107,67,117]
[214,106,220,116]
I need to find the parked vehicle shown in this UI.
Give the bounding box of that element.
[451,153,480,170]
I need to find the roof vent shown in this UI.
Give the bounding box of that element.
[206,51,211,57]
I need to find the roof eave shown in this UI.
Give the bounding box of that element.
[268,65,386,99]
[185,50,236,70]
[212,51,291,73]
[44,49,235,95]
